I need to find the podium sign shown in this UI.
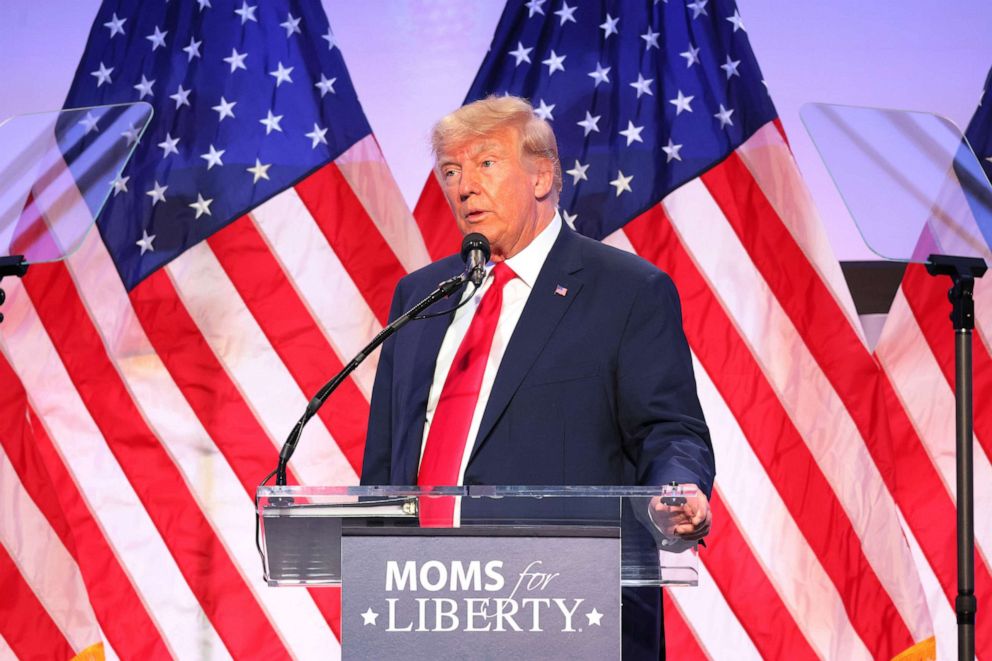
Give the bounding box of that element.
[341,533,620,660]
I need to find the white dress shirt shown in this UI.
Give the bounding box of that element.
[420,212,563,493]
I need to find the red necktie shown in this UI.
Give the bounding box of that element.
[418,262,516,526]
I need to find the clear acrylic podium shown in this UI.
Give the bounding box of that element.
[256,485,699,588]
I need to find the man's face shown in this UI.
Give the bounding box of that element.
[437,127,551,261]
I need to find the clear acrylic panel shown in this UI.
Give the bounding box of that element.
[0,103,153,263]
[256,485,700,587]
[800,103,992,263]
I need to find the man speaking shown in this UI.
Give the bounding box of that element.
[361,95,715,659]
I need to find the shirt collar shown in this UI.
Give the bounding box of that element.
[500,210,562,289]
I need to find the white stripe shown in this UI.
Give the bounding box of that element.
[0,447,101,653]
[736,124,865,342]
[335,135,432,273]
[0,279,221,661]
[668,561,761,661]
[691,353,869,660]
[875,289,992,559]
[898,510,955,661]
[62,230,344,658]
[664,179,934,640]
[251,189,382,399]
[0,632,13,660]
[165,239,357,488]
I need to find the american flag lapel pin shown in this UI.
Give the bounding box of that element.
[554,284,568,297]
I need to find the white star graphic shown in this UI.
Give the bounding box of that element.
[714,104,735,128]
[212,97,236,121]
[189,193,213,219]
[534,99,555,121]
[600,13,619,38]
[182,37,202,62]
[260,110,284,135]
[688,0,708,19]
[104,13,126,38]
[554,1,577,25]
[585,608,604,626]
[630,73,654,98]
[133,75,156,100]
[315,74,337,97]
[361,608,379,626]
[609,170,633,196]
[136,229,156,255]
[721,55,741,79]
[158,133,180,158]
[986,156,992,165]
[146,26,167,51]
[305,123,328,148]
[109,174,129,195]
[200,144,225,170]
[224,48,248,73]
[588,62,611,86]
[727,10,746,32]
[662,138,683,162]
[641,27,660,50]
[542,50,566,76]
[566,160,589,184]
[509,42,533,66]
[669,90,694,115]
[280,13,302,37]
[146,181,168,205]
[235,1,257,24]
[577,111,601,136]
[270,62,294,86]
[619,120,645,146]
[562,209,578,228]
[170,85,191,109]
[79,112,100,134]
[680,45,700,68]
[121,123,141,146]
[525,0,546,18]
[322,28,337,50]
[247,159,271,183]
[91,62,113,87]
[196,0,211,9]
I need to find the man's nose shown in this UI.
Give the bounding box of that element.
[458,167,479,200]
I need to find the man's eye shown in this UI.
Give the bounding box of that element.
[443,169,458,178]
[481,159,495,168]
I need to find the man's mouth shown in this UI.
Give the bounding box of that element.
[464,210,488,222]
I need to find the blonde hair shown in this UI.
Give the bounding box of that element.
[431,95,562,199]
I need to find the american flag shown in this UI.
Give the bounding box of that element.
[0,0,429,658]
[411,0,944,658]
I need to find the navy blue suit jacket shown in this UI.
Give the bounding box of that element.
[361,224,714,495]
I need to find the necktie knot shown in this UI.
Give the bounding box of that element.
[489,261,516,290]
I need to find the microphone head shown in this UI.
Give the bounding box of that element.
[460,232,491,264]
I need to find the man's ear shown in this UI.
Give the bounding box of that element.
[533,157,554,199]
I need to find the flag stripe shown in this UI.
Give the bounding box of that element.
[294,162,408,325]
[625,203,915,656]
[0,360,172,659]
[900,263,992,461]
[413,173,461,262]
[20,262,291,661]
[207,214,369,474]
[0,542,76,661]
[662,592,710,661]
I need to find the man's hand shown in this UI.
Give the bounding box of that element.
[649,484,711,542]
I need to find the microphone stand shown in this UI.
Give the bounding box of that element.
[0,256,29,324]
[271,270,471,486]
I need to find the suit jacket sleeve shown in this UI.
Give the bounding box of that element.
[617,270,715,496]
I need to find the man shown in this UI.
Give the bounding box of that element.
[361,96,714,659]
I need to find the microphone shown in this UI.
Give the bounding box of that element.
[460,233,490,286]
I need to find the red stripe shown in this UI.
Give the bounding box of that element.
[0,350,171,659]
[0,543,76,660]
[699,152,992,653]
[207,215,369,474]
[626,205,915,657]
[128,265,345,636]
[293,162,407,325]
[663,592,710,660]
[413,173,461,262]
[901,263,992,461]
[21,261,290,661]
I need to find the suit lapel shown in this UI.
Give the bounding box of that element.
[468,227,584,464]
